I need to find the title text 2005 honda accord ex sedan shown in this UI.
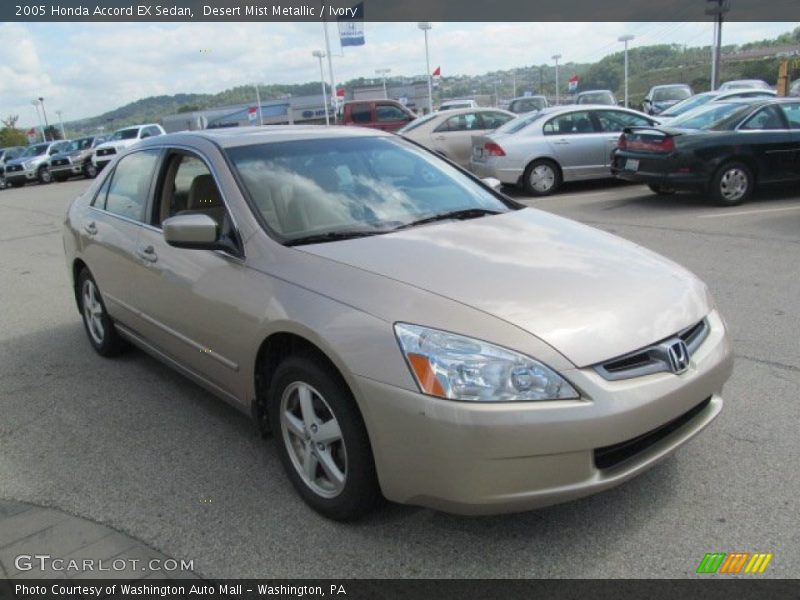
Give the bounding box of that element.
[63,127,733,520]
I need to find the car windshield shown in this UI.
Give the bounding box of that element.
[667,102,751,130]
[494,111,546,134]
[397,113,439,134]
[21,143,48,157]
[653,87,692,102]
[578,92,614,104]
[226,136,510,243]
[110,128,139,141]
[660,93,715,116]
[63,137,94,152]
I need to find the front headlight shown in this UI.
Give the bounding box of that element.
[394,323,579,402]
[23,160,35,169]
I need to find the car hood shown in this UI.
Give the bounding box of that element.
[297,209,711,367]
[95,140,136,151]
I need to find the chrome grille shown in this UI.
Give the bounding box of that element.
[594,318,710,381]
[96,148,116,157]
[6,164,22,172]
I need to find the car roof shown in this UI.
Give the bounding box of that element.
[577,90,614,94]
[140,125,396,149]
[650,84,691,90]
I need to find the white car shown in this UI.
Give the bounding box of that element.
[438,99,478,111]
[92,124,165,171]
[656,88,777,123]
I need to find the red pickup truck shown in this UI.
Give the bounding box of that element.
[340,100,416,132]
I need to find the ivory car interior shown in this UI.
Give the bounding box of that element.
[63,126,733,520]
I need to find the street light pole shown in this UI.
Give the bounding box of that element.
[31,100,45,141]
[618,35,635,107]
[551,55,562,105]
[706,0,729,90]
[322,20,338,121]
[313,50,330,126]
[418,22,433,113]
[55,110,67,139]
[38,97,50,137]
[254,85,263,126]
[375,68,391,99]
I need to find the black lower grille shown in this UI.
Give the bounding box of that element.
[594,397,711,470]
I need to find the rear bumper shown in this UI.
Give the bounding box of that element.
[355,310,733,515]
[469,160,522,185]
[611,152,708,189]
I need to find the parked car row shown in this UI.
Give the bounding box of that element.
[0,123,165,189]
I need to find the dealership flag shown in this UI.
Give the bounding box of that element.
[247,106,258,122]
[338,2,365,47]
[432,66,441,88]
[568,75,579,93]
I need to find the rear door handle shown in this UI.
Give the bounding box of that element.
[434,135,447,141]
[137,245,158,263]
[84,221,97,236]
[552,139,570,145]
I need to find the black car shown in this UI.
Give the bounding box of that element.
[612,98,800,205]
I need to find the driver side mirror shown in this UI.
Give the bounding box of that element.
[163,213,220,249]
[481,177,503,191]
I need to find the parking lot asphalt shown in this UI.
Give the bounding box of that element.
[1,178,798,579]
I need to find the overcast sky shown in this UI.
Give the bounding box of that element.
[0,21,795,127]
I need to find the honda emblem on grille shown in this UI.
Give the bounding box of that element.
[667,340,690,374]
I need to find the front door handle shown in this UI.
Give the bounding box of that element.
[84,221,97,236]
[552,139,570,145]
[137,245,158,263]
[434,135,447,141]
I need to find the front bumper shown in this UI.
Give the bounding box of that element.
[50,162,84,176]
[355,310,733,515]
[4,168,37,183]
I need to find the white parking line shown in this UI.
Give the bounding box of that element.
[697,205,800,219]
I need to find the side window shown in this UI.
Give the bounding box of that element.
[740,106,786,130]
[376,104,409,122]
[435,112,480,132]
[479,111,514,129]
[350,104,371,123]
[147,126,163,137]
[595,110,652,132]
[91,171,114,208]
[103,150,160,222]
[156,153,230,234]
[780,103,800,129]
[543,111,596,135]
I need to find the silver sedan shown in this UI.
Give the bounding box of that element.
[397,107,515,168]
[470,105,658,195]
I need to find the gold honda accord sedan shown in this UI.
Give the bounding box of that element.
[63,126,733,520]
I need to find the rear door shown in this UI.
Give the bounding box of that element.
[542,110,608,179]
[80,149,161,327]
[430,112,484,166]
[737,104,794,181]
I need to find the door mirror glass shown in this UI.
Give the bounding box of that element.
[163,213,219,249]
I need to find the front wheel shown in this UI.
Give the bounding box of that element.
[78,269,129,357]
[37,166,52,184]
[523,159,562,196]
[0,175,5,190]
[711,161,753,206]
[267,355,381,520]
[84,162,98,178]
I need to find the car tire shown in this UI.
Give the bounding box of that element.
[711,161,753,206]
[84,163,98,179]
[523,159,562,196]
[77,268,129,357]
[648,183,676,195]
[37,166,52,184]
[267,355,382,521]
[0,175,5,190]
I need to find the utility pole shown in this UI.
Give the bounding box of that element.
[31,100,45,141]
[254,84,263,126]
[376,68,391,98]
[618,35,634,108]
[418,22,433,113]
[55,110,66,139]
[313,50,330,126]
[38,97,50,137]
[552,55,562,104]
[706,0,729,90]
[322,19,338,121]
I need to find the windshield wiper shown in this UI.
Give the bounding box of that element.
[285,230,384,246]
[391,208,502,231]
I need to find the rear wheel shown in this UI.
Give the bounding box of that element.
[711,161,753,206]
[84,162,98,179]
[78,269,129,357]
[267,355,381,521]
[523,159,562,196]
[648,183,675,195]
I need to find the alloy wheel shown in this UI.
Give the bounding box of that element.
[280,381,347,499]
[82,279,105,345]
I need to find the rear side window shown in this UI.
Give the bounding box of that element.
[102,150,160,222]
[739,106,786,130]
[479,111,514,129]
[594,110,652,132]
[350,104,371,123]
[543,111,596,135]
[435,112,480,132]
[780,103,800,129]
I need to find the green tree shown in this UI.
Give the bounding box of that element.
[0,127,27,146]
[177,104,200,113]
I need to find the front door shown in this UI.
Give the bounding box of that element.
[543,110,608,180]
